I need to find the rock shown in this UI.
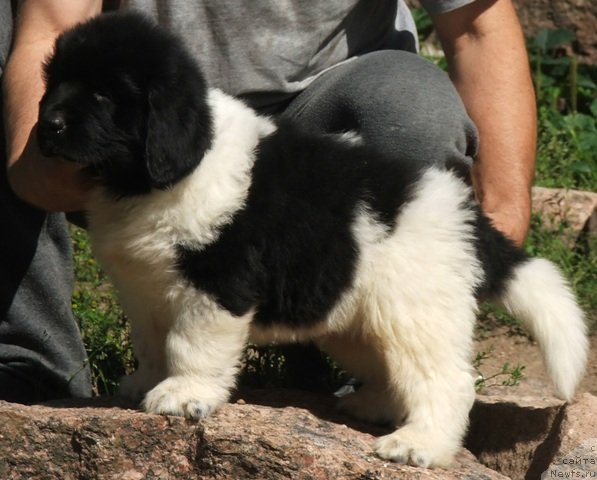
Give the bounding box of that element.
[467,395,566,480]
[531,187,597,243]
[2,390,595,479]
[0,392,509,480]
[547,393,597,477]
[467,393,597,480]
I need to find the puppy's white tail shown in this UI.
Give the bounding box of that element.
[498,258,588,400]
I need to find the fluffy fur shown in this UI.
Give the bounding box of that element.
[37,12,588,468]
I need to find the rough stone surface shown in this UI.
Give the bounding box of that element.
[0,392,509,480]
[552,393,597,470]
[531,187,597,243]
[467,395,566,480]
[1,390,596,480]
[467,393,597,480]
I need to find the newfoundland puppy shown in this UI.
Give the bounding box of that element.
[37,12,587,468]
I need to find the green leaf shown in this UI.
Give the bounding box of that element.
[544,28,576,50]
[531,29,549,52]
[591,98,597,118]
[570,161,593,174]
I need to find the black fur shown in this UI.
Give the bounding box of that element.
[37,11,213,195]
[473,209,529,298]
[176,120,422,327]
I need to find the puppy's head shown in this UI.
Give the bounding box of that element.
[37,12,213,195]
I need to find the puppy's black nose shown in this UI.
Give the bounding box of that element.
[41,112,67,134]
[38,110,69,157]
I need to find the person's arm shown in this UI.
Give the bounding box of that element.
[3,0,102,211]
[432,0,536,246]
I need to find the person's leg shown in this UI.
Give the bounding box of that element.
[283,49,479,173]
[0,98,91,403]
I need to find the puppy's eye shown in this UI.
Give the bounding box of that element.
[92,92,112,105]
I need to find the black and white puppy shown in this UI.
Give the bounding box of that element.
[37,12,588,468]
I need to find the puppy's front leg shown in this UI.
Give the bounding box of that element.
[143,293,251,419]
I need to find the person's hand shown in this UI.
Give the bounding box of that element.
[7,126,94,212]
[3,0,102,212]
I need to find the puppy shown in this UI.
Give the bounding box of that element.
[37,12,588,468]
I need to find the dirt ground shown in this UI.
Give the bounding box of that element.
[474,328,597,398]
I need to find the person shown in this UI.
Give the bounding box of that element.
[0,0,536,402]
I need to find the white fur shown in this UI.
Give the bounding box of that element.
[86,90,587,469]
[499,258,588,401]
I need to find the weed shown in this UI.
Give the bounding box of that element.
[71,226,135,395]
[474,348,526,393]
[528,29,597,191]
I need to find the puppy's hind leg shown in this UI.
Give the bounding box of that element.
[143,291,251,419]
[367,293,477,469]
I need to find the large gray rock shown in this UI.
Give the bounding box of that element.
[0,392,508,480]
[1,390,596,480]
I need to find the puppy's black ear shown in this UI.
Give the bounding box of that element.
[145,81,213,189]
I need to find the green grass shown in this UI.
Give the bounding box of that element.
[71,26,596,395]
[529,29,597,192]
[71,227,135,395]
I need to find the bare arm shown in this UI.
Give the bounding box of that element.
[2,0,102,211]
[432,0,537,246]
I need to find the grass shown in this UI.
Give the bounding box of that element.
[474,349,526,393]
[71,26,596,395]
[71,227,135,395]
[528,29,597,192]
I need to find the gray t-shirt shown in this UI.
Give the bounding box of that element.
[0,1,475,104]
[121,0,475,109]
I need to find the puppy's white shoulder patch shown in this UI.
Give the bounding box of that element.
[166,90,276,244]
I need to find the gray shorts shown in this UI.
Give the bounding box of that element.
[281,49,479,173]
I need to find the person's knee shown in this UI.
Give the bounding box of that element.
[284,50,478,170]
[342,51,478,167]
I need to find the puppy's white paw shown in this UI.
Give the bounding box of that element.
[142,376,227,419]
[374,426,456,468]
